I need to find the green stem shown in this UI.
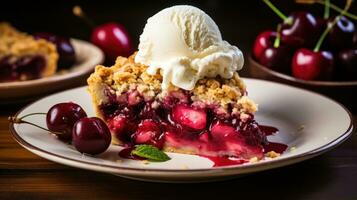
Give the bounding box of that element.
[314,0,352,52]
[297,0,357,21]
[8,115,63,135]
[273,25,282,48]
[19,112,46,120]
[324,0,330,19]
[327,2,357,20]
[262,0,292,24]
[313,22,333,52]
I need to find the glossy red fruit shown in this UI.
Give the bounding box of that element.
[72,117,111,155]
[34,33,76,69]
[132,120,164,149]
[46,102,87,141]
[91,22,133,62]
[258,45,293,73]
[316,18,328,34]
[336,49,357,80]
[328,16,355,50]
[199,131,211,143]
[292,48,334,80]
[252,30,277,60]
[210,120,236,138]
[171,104,207,131]
[281,12,319,47]
[108,115,137,142]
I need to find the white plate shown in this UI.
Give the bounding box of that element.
[9,79,354,183]
[0,39,104,103]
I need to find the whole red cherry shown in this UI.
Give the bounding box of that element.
[328,16,355,50]
[46,102,87,142]
[259,45,293,73]
[292,48,334,80]
[252,30,277,60]
[336,49,357,80]
[281,12,320,48]
[91,23,133,62]
[72,117,111,155]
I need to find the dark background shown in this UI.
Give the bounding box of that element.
[1,0,353,71]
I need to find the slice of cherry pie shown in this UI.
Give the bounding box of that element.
[88,54,268,161]
[0,23,58,82]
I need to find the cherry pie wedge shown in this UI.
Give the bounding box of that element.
[88,54,271,161]
[0,23,58,82]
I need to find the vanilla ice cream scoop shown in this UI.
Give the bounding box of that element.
[135,5,244,90]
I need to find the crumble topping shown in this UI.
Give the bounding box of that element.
[265,151,280,158]
[249,157,259,163]
[0,22,58,77]
[88,53,257,114]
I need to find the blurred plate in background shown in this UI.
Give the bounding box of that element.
[0,39,104,104]
[248,56,357,112]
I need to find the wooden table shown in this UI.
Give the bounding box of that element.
[1,102,356,200]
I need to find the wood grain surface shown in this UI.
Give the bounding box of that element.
[0,102,356,200]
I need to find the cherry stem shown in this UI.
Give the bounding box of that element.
[8,114,63,135]
[324,0,330,19]
[262,0,292,24]
[296,0,357,21]
[73,5,96,28]
[314,0,352,52]
[273,24,282,48]
[18,112,46,120]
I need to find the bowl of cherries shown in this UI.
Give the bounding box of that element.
[249,0,357,111]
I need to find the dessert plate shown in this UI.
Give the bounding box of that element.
[9,79,354,183]
[0,39,104,104]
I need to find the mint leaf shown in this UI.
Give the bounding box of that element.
[132,145,171,162]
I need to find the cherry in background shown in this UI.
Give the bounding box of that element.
[336,49,357,80]
[253,31,277,59]
[34,33,76,69]
[280,12,320,48]
[292,49,334,80]
[291,2,344,81]
[262,0,320,48]
[46,102,87,141]
[253,29,293,73]
[328,16,355,50]
[258,44,293,73]
[72,117,111,155]
[73,6,133,63]
[316,18,328,35]
[91,23,133,62]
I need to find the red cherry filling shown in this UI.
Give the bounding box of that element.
[100,88,269,160]
[171,104,207,132]
[0,55,46,82]
[132,120,164,149]
[108,115,137,144]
